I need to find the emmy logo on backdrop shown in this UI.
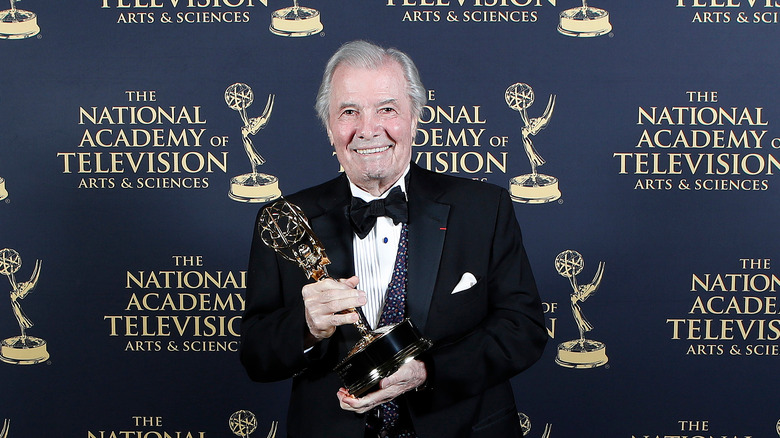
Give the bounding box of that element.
[0,0,40,40]
[228,410,277,438]
[225,83,281,203]
[258,198,432,396]
[0,177,8,202]
[269,0,323,37]
[505,83,560,204]
[518,413,552,438]
[0,248,48,365]
[554,250,607,369]
[558,0,612,37]
[0,418,9,438]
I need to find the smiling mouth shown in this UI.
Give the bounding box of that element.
[355,145,392,155]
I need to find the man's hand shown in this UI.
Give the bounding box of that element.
[303,276,366,348]
[336,359,427,414]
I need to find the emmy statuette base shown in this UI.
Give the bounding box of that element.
[558,7,612,38]
[509,174,561,204]
[0,9,40,39]
[269,7,323,37]
[555,339,608,369]
[229,173,281,203]
[334,319,432,397]
[0,336,50,365]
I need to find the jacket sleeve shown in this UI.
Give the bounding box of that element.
[240,208,325,382]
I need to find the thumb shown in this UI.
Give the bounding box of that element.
[339,275,360,289]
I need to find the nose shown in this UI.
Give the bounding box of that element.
[357,112,380,139]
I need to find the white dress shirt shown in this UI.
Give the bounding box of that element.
[348,166,409,329]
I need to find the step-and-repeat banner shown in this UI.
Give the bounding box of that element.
[1,1,779,436]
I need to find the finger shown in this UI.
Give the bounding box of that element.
[379,365,409,389]
[337,388,355,410]
[337,388,373,413]
[346,385,400,413]
[379,361,425,391]
[338,387,374,406]
[324,311,361,328]
[302,278,350,297]
[307,295,366,320]
[339,394,376,414]
[338,275,360,288]
[304,282,365,303]
[329,294,368,314]
[302,278,366,337]
[304,288,365,311]
[307,307,359,331]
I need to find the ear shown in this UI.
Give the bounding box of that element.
[326,127,334,146]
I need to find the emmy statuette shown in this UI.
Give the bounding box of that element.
[225,83,281,203]
[269,0,323,37]
[554,250,608,368]
[0,0,40,39]
[558,0,612,38]
[505,83,560,204]
[257,198,432,397]
[0,248,48,365]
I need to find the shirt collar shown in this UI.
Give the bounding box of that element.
[348,164,410,203]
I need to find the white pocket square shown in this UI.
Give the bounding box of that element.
[451,272,478,294]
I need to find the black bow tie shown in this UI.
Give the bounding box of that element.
[349,186,408,239]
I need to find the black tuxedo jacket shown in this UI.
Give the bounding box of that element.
[241,164,547,437]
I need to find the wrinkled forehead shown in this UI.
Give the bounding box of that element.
[329,61,411,110]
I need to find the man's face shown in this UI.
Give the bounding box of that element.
[326,60,416,195]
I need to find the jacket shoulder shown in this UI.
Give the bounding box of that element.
[260,174,348,217]
[412,165,508,202]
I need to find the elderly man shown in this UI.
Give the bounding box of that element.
[241,40,547,438]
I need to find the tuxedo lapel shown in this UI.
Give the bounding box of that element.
[406,165,449,333]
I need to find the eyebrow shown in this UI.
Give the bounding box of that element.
[336,101,359,111]
[377,98,398,107]
[336,98,399,112]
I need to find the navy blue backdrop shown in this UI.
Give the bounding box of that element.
[1,1,779,436]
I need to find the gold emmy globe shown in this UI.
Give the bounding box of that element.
[258,198,432,396]
[0,248,48,365]
[228,410,279,438]
[225,83,281,203]
[505,83,560,204]
[558,0,612,38]
[269,0,323,37]
[554,250,608,369]
[517,413,552,438]
[0,0,40,39]
[228,410,257,438]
